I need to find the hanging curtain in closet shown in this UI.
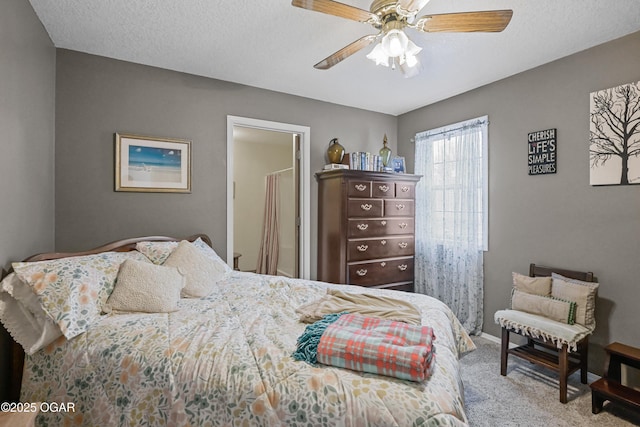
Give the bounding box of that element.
[414,117,487,334]
[256,173,280,275]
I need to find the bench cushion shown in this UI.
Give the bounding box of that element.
[495,309,593,351]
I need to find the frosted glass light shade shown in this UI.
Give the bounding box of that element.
[381,29,408,57]
[366,43,390,67]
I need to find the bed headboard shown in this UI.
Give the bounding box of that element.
[0,234,213,402]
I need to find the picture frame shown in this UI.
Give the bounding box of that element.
[589,80,640,186]
[115,133,191,193]
[391,156,406,173]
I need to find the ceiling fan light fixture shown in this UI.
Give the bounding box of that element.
[400,57,421,78]
[381,29,408,57]
[366,43,390,67]
[405,38,422,57]
[404,52,419,68]
[367,28,422,73]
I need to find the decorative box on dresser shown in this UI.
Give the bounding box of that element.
[315,169,421,292]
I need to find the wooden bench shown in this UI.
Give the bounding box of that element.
[497,264,595,403]
[591,342,640,415]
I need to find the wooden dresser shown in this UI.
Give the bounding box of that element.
[316,169,421,292]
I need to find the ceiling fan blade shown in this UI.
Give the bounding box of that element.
[292,0,378,23]
[397,0,432,14]
[314,35,378,70]
[413,10,513,33]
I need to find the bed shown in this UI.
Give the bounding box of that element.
[0,234,475,426]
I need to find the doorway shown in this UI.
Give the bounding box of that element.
[226,116,311,279]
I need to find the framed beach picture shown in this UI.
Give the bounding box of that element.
[115,133,191,193]
[391,156,406,173]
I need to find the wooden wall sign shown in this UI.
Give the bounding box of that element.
[528,128,557,175]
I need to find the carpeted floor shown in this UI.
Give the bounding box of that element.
[460,336,640,426]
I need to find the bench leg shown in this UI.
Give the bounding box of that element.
[591,391,604,414]
[559,344,568,403]
[580,337,589,384]
[501,327,509,376]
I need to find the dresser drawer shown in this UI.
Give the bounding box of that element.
[347,218,414,237]
[347,180,372,197]
[348,257,414,287]
[348,237,414,261]
[395,182,416,199]
[347,199,383,217]
[384,199,415,217]
[372,181,395,198]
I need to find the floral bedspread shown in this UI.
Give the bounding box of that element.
[22,271,475,426]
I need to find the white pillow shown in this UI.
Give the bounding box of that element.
[0,273,63,354]
[163,240,226,298]
[104,259,184,313]
[136,237,232,273]
[192,238,233,273]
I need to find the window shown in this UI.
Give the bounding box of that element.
[414,116,488,251]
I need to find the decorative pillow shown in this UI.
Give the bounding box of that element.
[0,273,62,354]
[512,272,552,296]
[551,273,599,328]
[192,238,232,273]
[104,259,184,313]
[12,251,151,339]
[136,238,231,272]
[135,240,179,264]
[511,289,576,325]
[163,240,226,298]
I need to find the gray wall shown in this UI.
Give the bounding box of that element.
[54,49,397,277]
[398,31,640,371]
[0,0,55,400]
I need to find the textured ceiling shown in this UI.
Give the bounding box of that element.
[29,0,640,116]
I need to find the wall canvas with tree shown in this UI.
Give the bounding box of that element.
[589,80,640,185]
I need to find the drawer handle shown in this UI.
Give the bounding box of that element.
[396,204,405,210]
[361,204,372,211]
[380,220,387,226]
[356,269,367,276]
[357,223,369,231]
[398,264,408,271]
[354,184,367,192]
[399,222,407,229]
[381,240,387,245]
[401,186,410,193]
[380,262,386,267]
[357,245,368,252]
[398,242,408,249]
[378,184,389,192]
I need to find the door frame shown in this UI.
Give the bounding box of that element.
[226,116,311,279]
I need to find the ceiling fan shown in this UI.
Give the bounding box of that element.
[292,0,513,76]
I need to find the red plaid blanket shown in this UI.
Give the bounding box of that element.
[316,313,436,382]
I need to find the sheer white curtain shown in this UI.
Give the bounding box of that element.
[414,117,487,334]
[256,173,280,275]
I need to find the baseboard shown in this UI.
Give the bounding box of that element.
[477,331,520,349]
[475,332,600,382]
